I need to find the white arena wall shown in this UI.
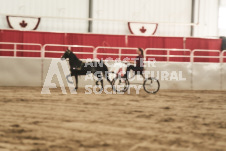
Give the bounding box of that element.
[0,0,219,37]
[144,62,192,90]
[0,57,42,86]
[0,57,225,91]
[222,63,226,90]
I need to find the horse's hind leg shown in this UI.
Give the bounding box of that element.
[94,73,103,92]
[75,74,78,90]
[100,77,104,91]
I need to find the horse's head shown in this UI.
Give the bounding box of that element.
[61,49,71,60]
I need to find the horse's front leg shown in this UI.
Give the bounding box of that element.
[100,78,104,91]
[75,74,78,90]
[98,74,104,92]
[94,72,103,92]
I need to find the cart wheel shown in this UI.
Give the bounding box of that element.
[112,77,129,93]
[143,77,160,93]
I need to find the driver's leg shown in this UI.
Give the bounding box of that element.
[123,65,135,79]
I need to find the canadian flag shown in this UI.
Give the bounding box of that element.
[128,22,158,36]
[6,16,41,30]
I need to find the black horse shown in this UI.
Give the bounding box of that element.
[61,49,112,90]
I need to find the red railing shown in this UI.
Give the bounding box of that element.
[1,42,226,63]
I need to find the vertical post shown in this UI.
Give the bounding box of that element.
[41,45,44,87]
[42,45,46,58]
[183,37,186,49]
[14,44,17,57]
[190,50,194,90]
[190,0,195,36]
[93,47,97,59]
[119,48,121,60]
[125,35,128,47]
[41,45,44,58]
[143,48,146,61]
[220,51,225,90]
[167,49,170,62]
[88,0,93,32]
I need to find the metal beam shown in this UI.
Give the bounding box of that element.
[88,0,93,32]
[190,0,195,36]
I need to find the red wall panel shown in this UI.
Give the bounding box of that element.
[0,30,223,62]
[65,33,126,47]
[0,30,126,57]
[186,38,222,62]
[127,36,184,49]
[185,38,222,50]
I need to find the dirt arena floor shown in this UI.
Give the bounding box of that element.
[0,87,226,151]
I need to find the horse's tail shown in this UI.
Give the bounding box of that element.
[101,60,112,84]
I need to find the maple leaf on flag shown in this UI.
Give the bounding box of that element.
[140,26,147,33]
[20,20,27,28]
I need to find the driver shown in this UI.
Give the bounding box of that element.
[122,48,144,79]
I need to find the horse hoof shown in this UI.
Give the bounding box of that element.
[98,88,103,92]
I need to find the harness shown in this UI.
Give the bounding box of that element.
[72,62,85,70]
